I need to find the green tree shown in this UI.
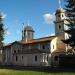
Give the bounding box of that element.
[63,0,75,52]
[0,13,4,49]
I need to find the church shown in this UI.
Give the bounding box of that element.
[1,8,69,67]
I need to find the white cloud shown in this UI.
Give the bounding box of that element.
[6,31,11,35]
[0,12,7,19]
[50,33,55,36]
[43,12,55,24]
[45,33,55,37]
[15,19,19,23]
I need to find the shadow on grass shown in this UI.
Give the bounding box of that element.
[0,65,75,73]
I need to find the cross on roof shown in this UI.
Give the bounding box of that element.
[59,0,61,8]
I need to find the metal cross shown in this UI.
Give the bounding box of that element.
[59,0,61,8]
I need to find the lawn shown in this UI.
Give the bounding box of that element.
[0,68,75,75]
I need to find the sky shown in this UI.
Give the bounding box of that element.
[0,0,65,44]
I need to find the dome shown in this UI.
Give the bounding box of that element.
[55,8,65,15]
[24,26,34,31]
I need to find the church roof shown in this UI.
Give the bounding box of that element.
[55,8,65,15]
[4,36,56,47]
[3,36,55,54]
[21,36,56,44]
[24,26,34,31]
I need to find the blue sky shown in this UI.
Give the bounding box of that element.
[0,0,65,44]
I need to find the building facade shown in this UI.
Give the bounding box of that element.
[2,8,68,67]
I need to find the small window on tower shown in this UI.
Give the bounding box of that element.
[62,14,64,17]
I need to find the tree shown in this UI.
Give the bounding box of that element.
[63,0,75,52]
[65,0,75,22]
[0,13,4,49]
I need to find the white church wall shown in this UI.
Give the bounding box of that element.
[51,37,57,53]
[13,53,51,66]
[51,37,66,53]
[12,43,22,53]
[2,47,12,65]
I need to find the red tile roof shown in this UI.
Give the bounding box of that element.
[4,36,56,47]
[21,36,56,44]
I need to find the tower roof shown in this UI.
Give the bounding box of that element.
[55,8,65,15]
[24,25,34,31]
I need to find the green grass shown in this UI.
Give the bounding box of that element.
[0,69,75,75]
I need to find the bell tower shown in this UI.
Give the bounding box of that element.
[22,24,34,42]
[54,8,69,40]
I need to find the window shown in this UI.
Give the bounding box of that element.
[22,56,23,60]
[54,56,58,61]
[62,14,64,17]
[14,50,16,53]
[42,45,45,49]
[35,56,37,62]
[59,25,61,30]
[16,56,18,61]
[53,45,54,49]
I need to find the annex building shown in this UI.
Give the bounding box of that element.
[1,8,69,67]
